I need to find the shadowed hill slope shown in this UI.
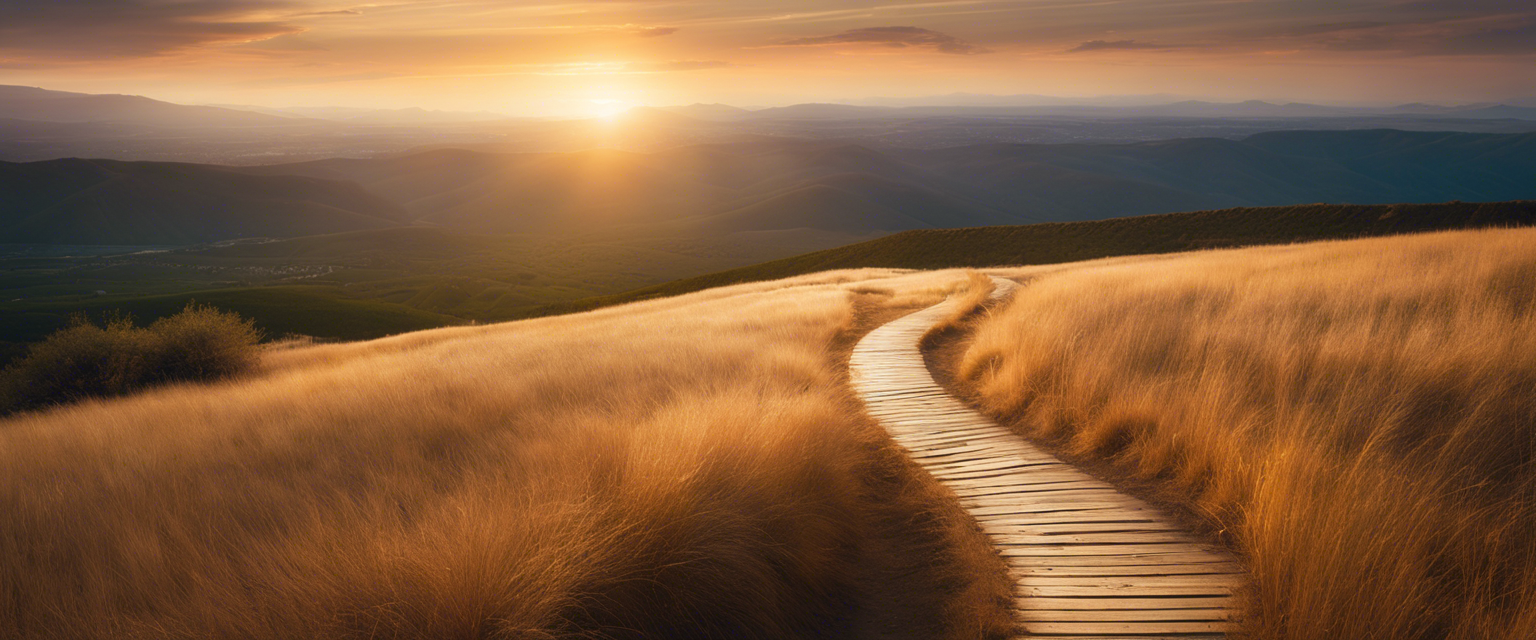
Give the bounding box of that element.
[901,130,1536,219]
[0,158,408,244]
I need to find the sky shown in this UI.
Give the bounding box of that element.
[0,0,1532,116]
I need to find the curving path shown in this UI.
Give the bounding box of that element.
[849,278,1245,638]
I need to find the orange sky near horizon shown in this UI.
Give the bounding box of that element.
[0,1,1532,116]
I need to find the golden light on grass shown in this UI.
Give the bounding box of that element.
[960,227,1536,639]
[0,269,1013,639]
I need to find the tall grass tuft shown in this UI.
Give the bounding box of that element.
[921,271,996,351]
[1,304,261,413]
[960,227,1536,639]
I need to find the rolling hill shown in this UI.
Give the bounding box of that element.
[901,130,1536,218]
[0,225,859,363]
[533,200,1536,316]
[0,158,408,244]
[0,85,296,128]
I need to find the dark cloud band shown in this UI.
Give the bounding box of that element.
[781,26,991,55]
[1068,40,1181,53]
[0,0,301,59]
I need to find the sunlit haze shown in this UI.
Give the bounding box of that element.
[1,0,1533,115]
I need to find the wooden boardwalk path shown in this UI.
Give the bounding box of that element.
[849,278,1245,638]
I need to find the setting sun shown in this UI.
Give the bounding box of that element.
[588,98,633,120]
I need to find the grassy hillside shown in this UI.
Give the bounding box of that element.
[0,226,859,364]
[528,200,1536,317]
[0,269,1012,639]
[959,227,1536,639]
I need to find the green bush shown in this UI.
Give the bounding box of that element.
[1,304,261,414]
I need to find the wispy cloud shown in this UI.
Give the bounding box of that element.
[1236,15,1536,57]
[295,9,362,18]
[1321,18,1536,56]
[779,26,991,55]
[629,25,678,38]
[1067,40,1183,53]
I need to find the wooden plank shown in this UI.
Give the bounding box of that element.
[1019,575,1247,588]
[970,501,1150,516]
[1004,521,1182,534]
[906,443,994,459]
[1020,620,1235,635]
[954,482,1111,499]
[1006,553,1240,568]
[1007,632,1222,638]
[964,489,1127,504]
[1000,544,1226,557]
[936,470,1083,484]
[927,457,1051,473]
[1019,597,1236,611]
[899,433,1016,448]
[991,532,1200,546]
[946,468,1114,482]
[981,512,1168,526]
[1019,609,1233,622]
[1013,563,1245,577]
[1017,585,1238,598]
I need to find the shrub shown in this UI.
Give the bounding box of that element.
[147,304,263,381]
[0,304,261,413]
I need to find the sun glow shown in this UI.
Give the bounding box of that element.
[588,98,633,119]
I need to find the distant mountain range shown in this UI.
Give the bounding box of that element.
[208,104,511,124]
[3,85,1535,165]
[659,100,1536,121]
[3,130,1532,245]
[9,84,1531,129]
[840,93,1536,119]
[0,86,299,128]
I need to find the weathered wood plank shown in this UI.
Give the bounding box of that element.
[1019,620,1235,635]
[1017,585,1238,598]
[1019,608,1234,622]
[1013,563,1245,577]
[1019,596,1236,611]
[1000,544,1226,558]
[1005,521,1182,534]
[991,532,1203,546]
[1020,575,1247,588]
[1005,553,1241,568]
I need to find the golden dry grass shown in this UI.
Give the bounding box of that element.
[0,269,1012,640]
[920,271,995,348]
[960,227,1536,639]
